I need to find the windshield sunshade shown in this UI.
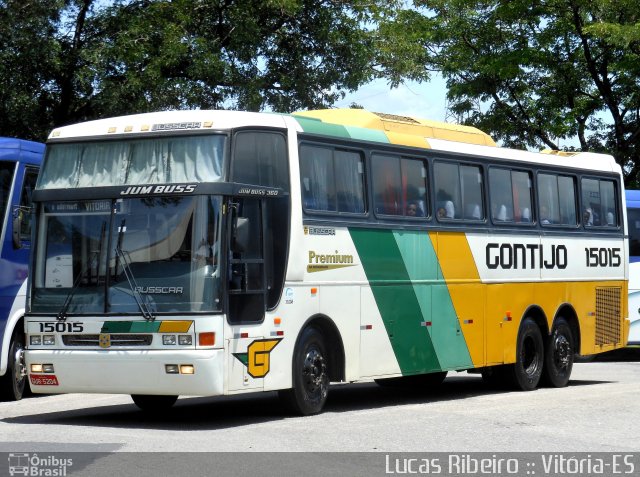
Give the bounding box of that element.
[39,135,225,189]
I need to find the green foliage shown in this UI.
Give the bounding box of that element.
[0,0,404,141]
[407,0,640,183]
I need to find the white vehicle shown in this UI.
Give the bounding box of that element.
[25,109,628,414]
[626,190,640,345]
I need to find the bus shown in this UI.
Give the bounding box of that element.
[24,109,628,414]
[0,138,42,401]
[626,190,640,345]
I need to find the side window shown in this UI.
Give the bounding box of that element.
[581,178,618,227]
[299,144,365,214]
[0,162,16,220]
[461,165,484,220]
[232,131,289,191]
[335,150,365,214]
[20,167,39,240]
[538,173,577,226]
[434,162,460,220]
[489,168,533,224]
[372,154,401,215]
[372,153,428,218]
[300,145,334,211]
[434,161,483,221]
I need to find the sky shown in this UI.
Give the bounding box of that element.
[334,73,449,122]
[337,75,583,151]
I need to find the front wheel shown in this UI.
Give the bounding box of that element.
[279,327,329,416]
[542,317,574,387]
[0,330,27,401]
[131,394,178,411]
[505,318,544,391]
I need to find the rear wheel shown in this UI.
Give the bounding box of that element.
[279,327,329,415]
[131,394,178,411]
[505,318,544,391]
[0,329,27,401]
[542,317,574,387]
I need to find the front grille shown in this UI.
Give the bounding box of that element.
[62,334,153,347]
[595,287,621,346]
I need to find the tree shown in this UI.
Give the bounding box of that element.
[0,0,409,141]
[399,0,640,184]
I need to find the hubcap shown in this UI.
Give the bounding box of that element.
[13,345,27,385]
[302,349,327,396]
[553,333,571,370]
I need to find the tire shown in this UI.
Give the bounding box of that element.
[131,394,178,411]
[505,317,544,391]
[0,329,27,401]
[375,371,447,388]
[279,327,329,416]
[542,317,574,387]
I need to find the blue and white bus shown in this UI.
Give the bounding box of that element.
[626,190,640,345]
[0,138,42,400]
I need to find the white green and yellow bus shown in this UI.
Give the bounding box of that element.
[24,109,628,414]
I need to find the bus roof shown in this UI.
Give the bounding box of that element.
[0,137,45,165]
[292,109,497,147]
[47,109,619,175]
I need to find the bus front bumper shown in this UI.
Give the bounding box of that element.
[26,349,225,396]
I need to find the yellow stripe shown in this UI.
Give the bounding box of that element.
[158,321,193,333]
[384,131,431,149]
[430,231,627,366]
[429,232,484,366]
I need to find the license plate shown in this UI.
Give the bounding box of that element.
[30,374,59,386]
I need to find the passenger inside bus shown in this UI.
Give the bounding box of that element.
[406,201,424,217]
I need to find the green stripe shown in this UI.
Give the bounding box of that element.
[344,126,389,143]
[350,228,441,374]
[393,231,473,370]
[293,116,351,138]
[101,321,160,333]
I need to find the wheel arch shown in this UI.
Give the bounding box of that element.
[1,314,25,377]
[297,314,345,382]
[522,305,549,338]
[1,280,28,376]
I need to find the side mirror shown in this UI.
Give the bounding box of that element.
[12,208,23,249]
[232,217,250,253]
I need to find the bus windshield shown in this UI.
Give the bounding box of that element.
[31,195,223,315]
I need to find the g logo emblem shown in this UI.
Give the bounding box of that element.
[233,339,282,378]
[99,333,111,348]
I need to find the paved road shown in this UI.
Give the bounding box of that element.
[0,354,638,476]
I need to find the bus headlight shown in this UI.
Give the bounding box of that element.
[162,335,177,345]
[30,335,42,346]
[178,335,192,345]
[43,335,55,345]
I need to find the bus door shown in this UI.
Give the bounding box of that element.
[225,197,270,392]
[1,164,38,309]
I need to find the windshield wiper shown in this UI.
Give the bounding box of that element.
[115,219,155,321]
[57,223,106,322]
